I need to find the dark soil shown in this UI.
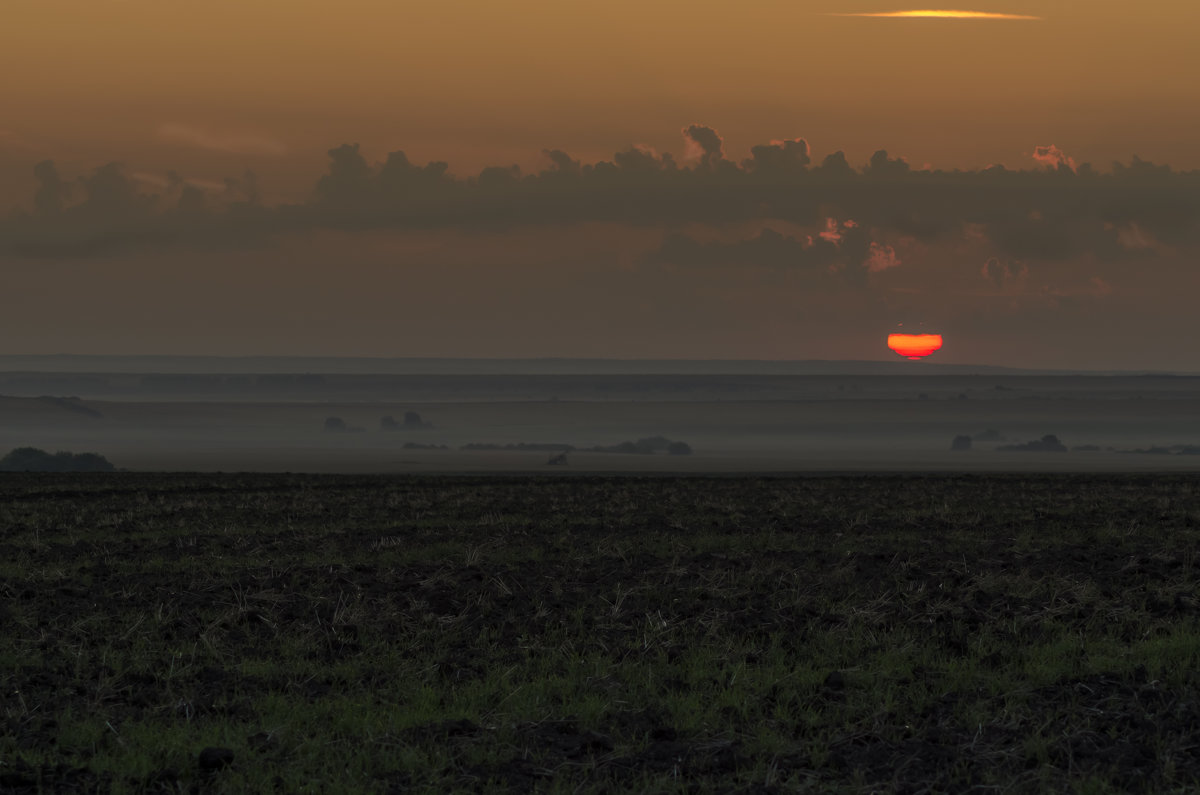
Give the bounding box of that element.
[2,473,1199,792]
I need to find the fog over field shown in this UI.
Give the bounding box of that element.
[2,357,1199,473]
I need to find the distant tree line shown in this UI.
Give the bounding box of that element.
[0,447,115,472]
[588,436,693,455]
[459,437,693,455]
[461,443,575,452]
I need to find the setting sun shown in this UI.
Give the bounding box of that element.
[888,333,944,359]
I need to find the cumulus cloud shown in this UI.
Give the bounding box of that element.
[3,125,1199,274]
[681,124,725,170]
[133,172,226,193]
[1032,144,1076,172]
[543,149,581,176]
[864,149,910,177]
[609,143,672,173]
[744,138,811,175]
[157,123,287,157]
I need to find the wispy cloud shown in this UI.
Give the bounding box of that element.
[829,10,1041,20]
[157,123,287,156]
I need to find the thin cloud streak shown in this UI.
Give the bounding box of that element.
[829,10,1041,20]
[157,123,287,157]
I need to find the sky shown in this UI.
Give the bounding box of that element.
[2,0,1199,370]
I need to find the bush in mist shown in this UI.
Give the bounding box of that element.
[950,435,972,451]
[997,434,1067,453]
[667,441,693,455]
[382,412,432,430]
[323,417,365,433]
[0,447,115,472]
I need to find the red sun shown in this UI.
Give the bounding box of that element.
[888,333,943,360]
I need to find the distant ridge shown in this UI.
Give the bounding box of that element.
[0,354,1180,377]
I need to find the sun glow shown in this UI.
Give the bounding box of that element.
[831,10,1041,20]
[888,333,944,360]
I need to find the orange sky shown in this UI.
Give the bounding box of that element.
[2,1,1199,369]
[3,0,1199,198]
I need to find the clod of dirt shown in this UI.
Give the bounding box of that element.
[823,670,846,691]
[198,747,235,772]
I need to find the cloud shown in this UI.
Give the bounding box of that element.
[829,10,1041,20]
[33,160,70,216]
[4,125,1199,273]
[744,138,811,175]
[865,242,901,272]
[652,221,878,284]
[133,172,226,193]
[864,149,911,178]
[157,123,287,157]
[543,149,581,176]
[612,143,677,173]
[1032,144,1076,172]
[681,124,725,170]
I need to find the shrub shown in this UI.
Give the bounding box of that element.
[404,411,431,428]
[950,435,972,451]
[323,417,364,433]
